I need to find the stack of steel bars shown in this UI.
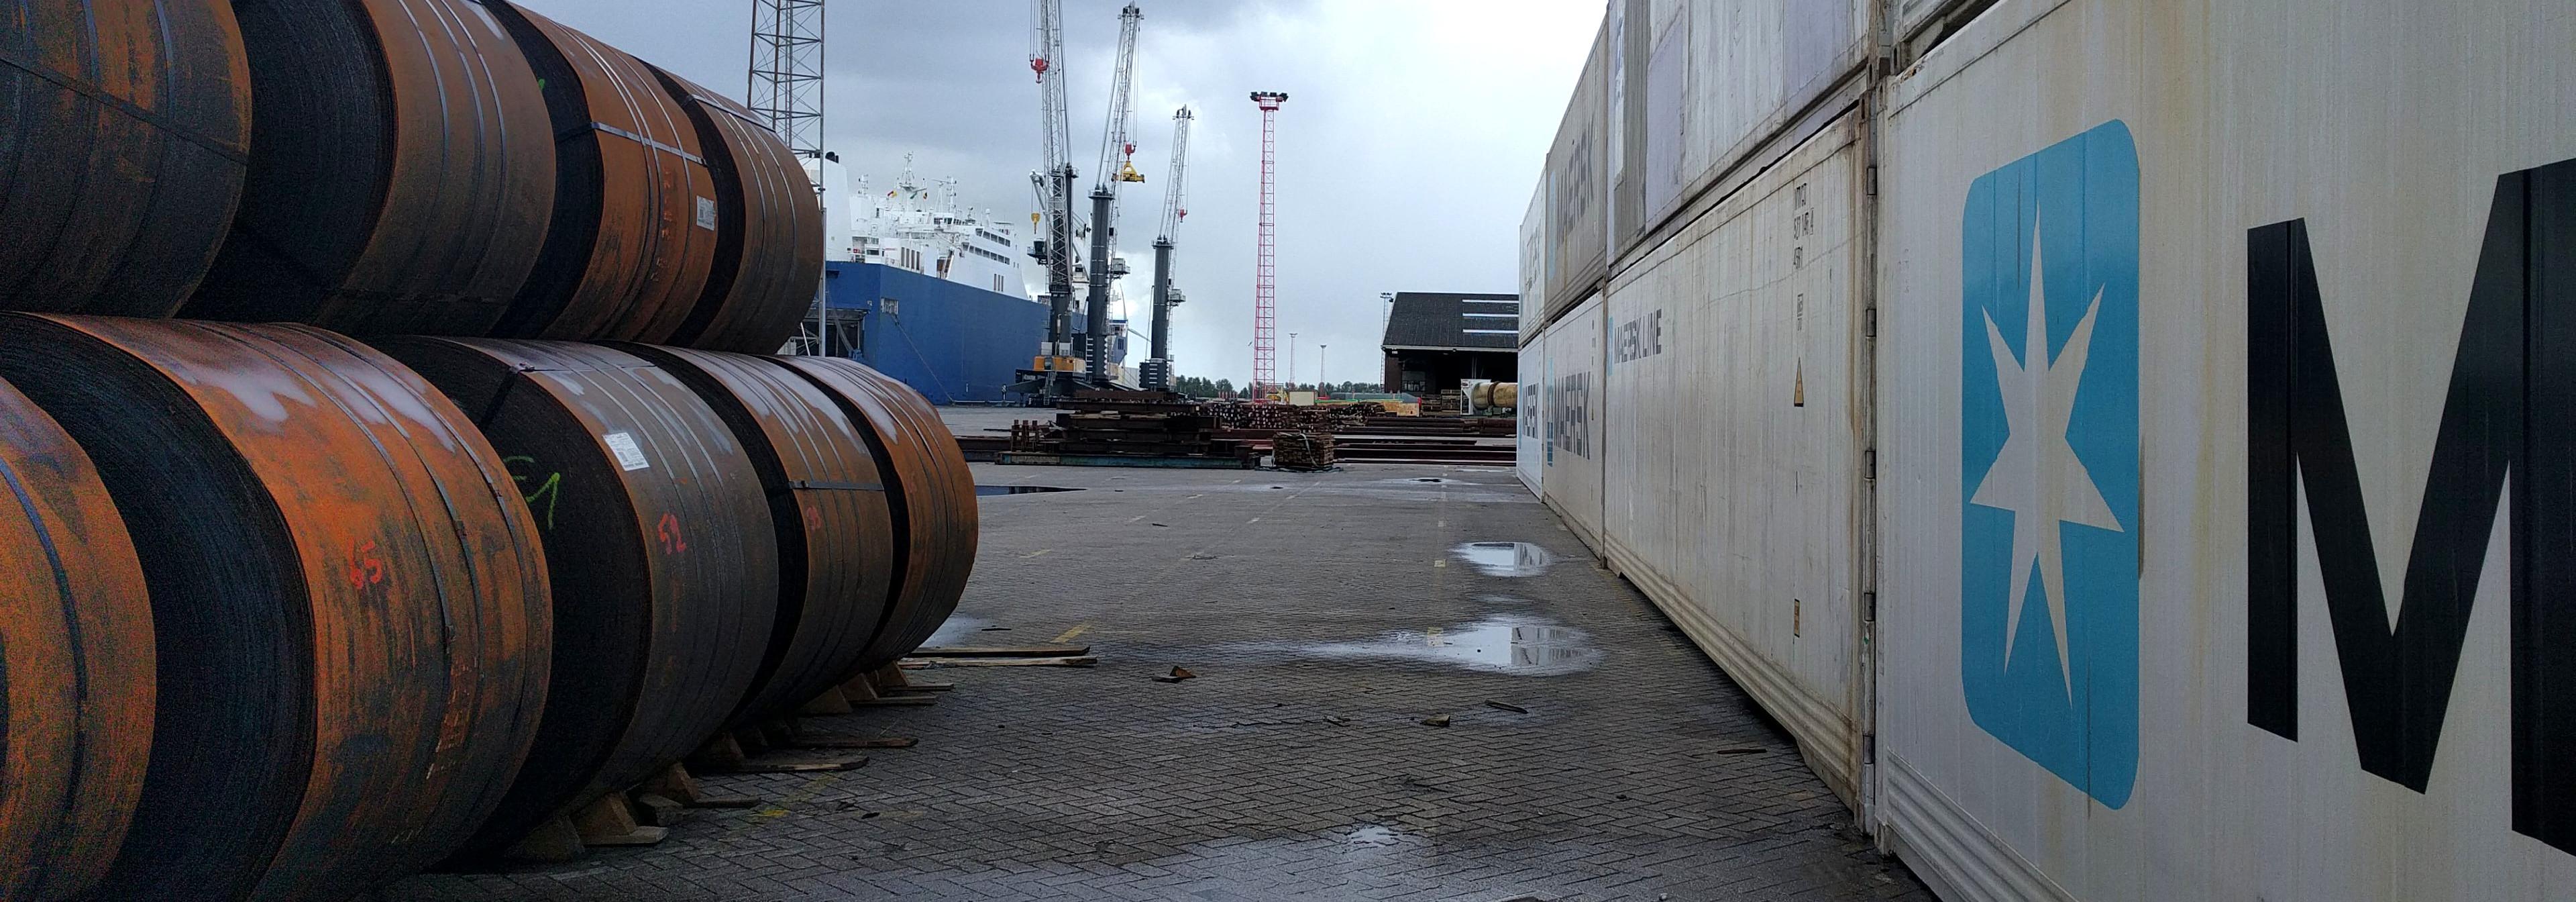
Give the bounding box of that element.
[0,1,979,898]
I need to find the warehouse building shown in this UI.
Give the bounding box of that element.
[1378,291,1520,395]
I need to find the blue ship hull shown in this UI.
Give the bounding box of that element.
[822,260,1049,404]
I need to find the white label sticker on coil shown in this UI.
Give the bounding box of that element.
[696,196,718,230]
[603,432,651,471]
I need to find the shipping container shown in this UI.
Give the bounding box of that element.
[1537,293,1607,550]
[1519,182,1549,348]
[1542,22,1611,324]
[1516,340,1546,494]
[1602,113,1872,807]
[1873,1,2576,900]
[1645,1,1873,252]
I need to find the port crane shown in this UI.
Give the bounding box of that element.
[1079,3,1144,385]
[1017,0,1085,397]
[1141,107,1191,390]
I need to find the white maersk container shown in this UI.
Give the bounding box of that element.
[1519,181,1548,348]
[1874,0,2576,899]
[1537,293,1607,549]
[1603,113,1873,807]
[1520,0,2575,897]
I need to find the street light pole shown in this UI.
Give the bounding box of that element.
[1287,332,1298,394]
[1318,344,1327,393]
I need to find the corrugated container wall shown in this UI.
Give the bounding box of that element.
[1536,294,1605,548]
[1519,182,1548,348]
[1515,342,1544,494]
[1517,0,2576,899]
[1873,0,2576,899]
[1643,1,1872,250]
[1540,23,1611,323]
[1603,115,1870,807]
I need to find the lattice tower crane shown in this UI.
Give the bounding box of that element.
[1026,0,1081,385]
[1142,106,1191,390]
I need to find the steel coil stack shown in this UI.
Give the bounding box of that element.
[485,4,718,343]
[376,339,781,856]
[649,68,831,353]
[0,379,153,901]
[0,316,551,899]
[0,0,252,316]
[622,345,898,724]
[180,0,556,336]
[775,357,981,672]
[0,0,982,891]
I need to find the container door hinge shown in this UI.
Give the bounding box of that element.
[1864,448,1876,480]
[1864,306,1877,338]
[1865,164,1879,197]
[1864,591,1877,622]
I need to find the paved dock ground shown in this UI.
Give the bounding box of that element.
[388,454,1930,901]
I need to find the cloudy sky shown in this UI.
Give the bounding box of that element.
[523,0,1603,386]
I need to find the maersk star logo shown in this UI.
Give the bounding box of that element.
[1960,121,2140,808]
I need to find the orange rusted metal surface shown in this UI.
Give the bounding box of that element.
[622,344,897,723]
[0,315,551,900]
[182,0,555,336]
[773,357,980,671]
[649,66,830,354]
[376,338,777,856]
[0,377,152,901]
[0,0,251,316]
[487,4,718,344]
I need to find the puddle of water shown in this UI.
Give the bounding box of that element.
[1384,477,1479,485]
[1452,542,1555,577]
[975,485,1081,496]
[1272,615,1601,676]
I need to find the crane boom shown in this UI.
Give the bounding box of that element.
[1142,106,1191,391]
[1081,3,1142,383]
[1157,107,1191,244]
[1029,0,1079,384]
[1095,5,1145,191]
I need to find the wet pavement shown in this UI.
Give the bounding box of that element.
[386,458,1929,901]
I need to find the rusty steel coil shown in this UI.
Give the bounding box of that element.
[0,315,550,900]
[773,358,979,671]
[376,338,777,856]
[486,4,717,344]
[649,66,828,353]
[182,0,555,336]
[0,0,251,316]
[620,345,896,723]
[0,378,153,901]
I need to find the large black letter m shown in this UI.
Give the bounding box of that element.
[2247,158,2573,855]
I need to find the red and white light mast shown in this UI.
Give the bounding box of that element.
[1248,91,1286,398]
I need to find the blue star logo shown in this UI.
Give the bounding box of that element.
[1959,121,2141,808]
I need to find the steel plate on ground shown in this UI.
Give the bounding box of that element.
[376,338,777,856]
[623,345,896,722]
[0,0,250,315]
[0,316,551,900]
[0,377,153,901]
[772,357,978,670]
[184,0,555,336]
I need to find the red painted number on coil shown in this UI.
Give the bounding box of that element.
[346,539,388,591]
[657,513,688,554]
[804,505,823,532]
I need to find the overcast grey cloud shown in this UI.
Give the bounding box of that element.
[515,0,1603,385]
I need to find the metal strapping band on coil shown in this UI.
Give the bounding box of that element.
[0,48,250,166]
[560,120,706,165]
[788,480,885,493]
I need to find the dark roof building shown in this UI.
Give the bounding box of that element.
[1379,291,1519,398]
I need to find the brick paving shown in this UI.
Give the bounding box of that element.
[385,458,1931,901]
